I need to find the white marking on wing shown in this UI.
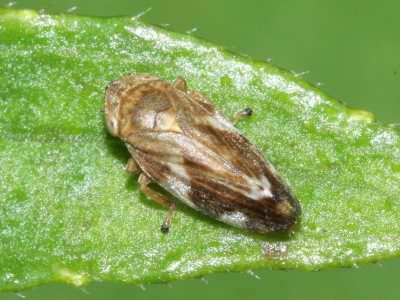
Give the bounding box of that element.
[245,176,273,200]
[163,162,196,209]
[207,113,238,132]
[219,211,249,228]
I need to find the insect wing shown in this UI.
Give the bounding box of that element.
[126,84,300,233]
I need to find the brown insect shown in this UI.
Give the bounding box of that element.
[104,74,301,234]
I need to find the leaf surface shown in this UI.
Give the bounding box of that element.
[1,8,400,292]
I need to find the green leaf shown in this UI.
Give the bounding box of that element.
[1,8,400,292]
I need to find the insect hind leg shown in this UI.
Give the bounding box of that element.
[138,173,176,234]
[126,158,140,175]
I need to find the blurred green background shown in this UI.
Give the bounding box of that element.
[1,0,399,299]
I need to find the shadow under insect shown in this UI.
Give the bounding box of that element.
[103,128,130,164]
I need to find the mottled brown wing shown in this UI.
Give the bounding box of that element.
[125,85,300,233]
[162,88,271,177]
[170,88,293,204]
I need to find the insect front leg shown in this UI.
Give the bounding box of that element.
[138,173,176,234]
[126,158,140,175]
[233,107,253,124]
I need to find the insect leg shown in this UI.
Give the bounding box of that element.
[173,77,187,91]
[138,173,176,233]
[126,158,140,175]
[233,107,253,124]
